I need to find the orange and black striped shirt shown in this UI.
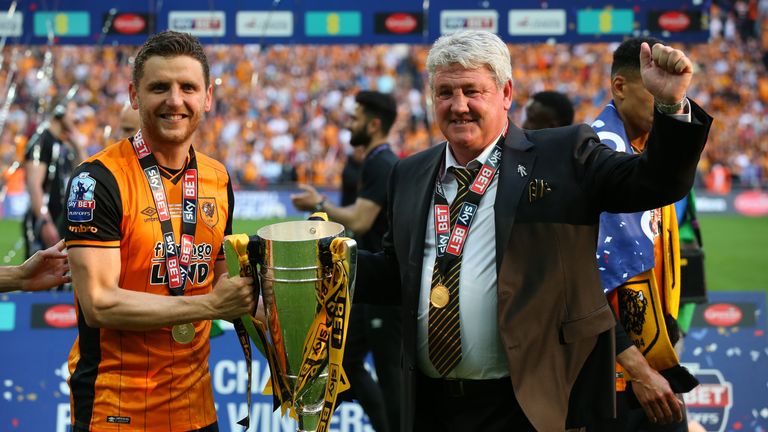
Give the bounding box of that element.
[64,138,233,431]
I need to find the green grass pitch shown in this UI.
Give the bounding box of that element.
[0,215,765,293]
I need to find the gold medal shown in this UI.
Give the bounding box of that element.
[430,284,450,308]
[172,323,196,344]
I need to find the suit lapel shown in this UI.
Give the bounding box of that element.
[403,143,445,271]
[494,124,536,273]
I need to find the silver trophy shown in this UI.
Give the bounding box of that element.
[225,219,357,432]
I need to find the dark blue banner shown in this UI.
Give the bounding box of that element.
[680,291,768,432]
[0,0,711,45]
[3,291,763,431]
[0,292,372,432]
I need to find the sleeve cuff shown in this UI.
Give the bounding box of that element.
[666,98,691,123]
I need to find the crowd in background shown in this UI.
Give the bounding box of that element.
[1,1,767,192]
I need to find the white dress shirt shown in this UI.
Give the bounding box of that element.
[417,131,509,380]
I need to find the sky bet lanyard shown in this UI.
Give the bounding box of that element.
[131,129,198,296]
[433,133,504,270]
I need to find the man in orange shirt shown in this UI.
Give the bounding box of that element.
[64,31,254,431]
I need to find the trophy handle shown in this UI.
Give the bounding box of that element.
[224,234,267,356]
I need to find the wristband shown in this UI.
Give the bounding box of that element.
[313,198,326,213]
[655,96,687,114]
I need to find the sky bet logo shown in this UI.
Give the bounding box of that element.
[435,204,450,255]
[435,205,450,234]
[132,130,151,158]
[183,169,197,223]
[471,166,496,194]
[682,363,733,432]
[67,173,96,223]
[164,232,177,256]
[440,10,498,34]
[168,11,225,37]
[446,202,477,256]
[180,234,194,266]
[145,167,170,221]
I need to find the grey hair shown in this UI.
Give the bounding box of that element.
[426,30,512,89]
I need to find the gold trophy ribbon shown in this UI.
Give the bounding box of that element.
[292,237,352,431]
[225,234,291,427]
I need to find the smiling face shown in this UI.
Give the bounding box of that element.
[129,55,212,150]
[432,64,512,165]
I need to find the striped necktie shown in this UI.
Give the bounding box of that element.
[428,166,478,376]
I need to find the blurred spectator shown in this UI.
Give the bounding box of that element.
[521,90,575,129]
[117,103,140,138]
[706,163,733,194]
[22,100,88,259]
[0,21,766,193]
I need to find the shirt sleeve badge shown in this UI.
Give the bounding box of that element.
[67,172,97,222]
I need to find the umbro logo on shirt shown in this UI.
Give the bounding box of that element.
[141,207,157,217]
[106,416,130,424]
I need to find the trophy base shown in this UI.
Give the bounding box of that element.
[287,372,329,432]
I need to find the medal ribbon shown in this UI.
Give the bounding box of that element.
[432,135,504,276]
[131,129,198,296]
[428,132,505,375]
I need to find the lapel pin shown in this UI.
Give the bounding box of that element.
[517,164,527,177]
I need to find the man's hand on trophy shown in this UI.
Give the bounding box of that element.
[209,274,256,320]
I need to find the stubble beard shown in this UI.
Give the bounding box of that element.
[140,109,201,148]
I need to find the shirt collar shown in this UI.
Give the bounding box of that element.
[441,124,506,179]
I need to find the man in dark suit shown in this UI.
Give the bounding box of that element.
[355,30,712,432]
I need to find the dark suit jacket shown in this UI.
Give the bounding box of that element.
[356,101,712,431]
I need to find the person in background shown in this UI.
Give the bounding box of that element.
[353,30,711,431]
[0,240,69,293]
[292,90,401,432]
[64,31,254,432]
[588,37,699,432]
[117,102,141,138]
[522,90,575,129]
[23,101,88,259]
[340,145,365,207]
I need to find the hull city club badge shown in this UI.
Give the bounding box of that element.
[199,197,218,227]
[67,172,97,222]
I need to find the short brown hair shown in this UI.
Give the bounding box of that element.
[132,30,210,88]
